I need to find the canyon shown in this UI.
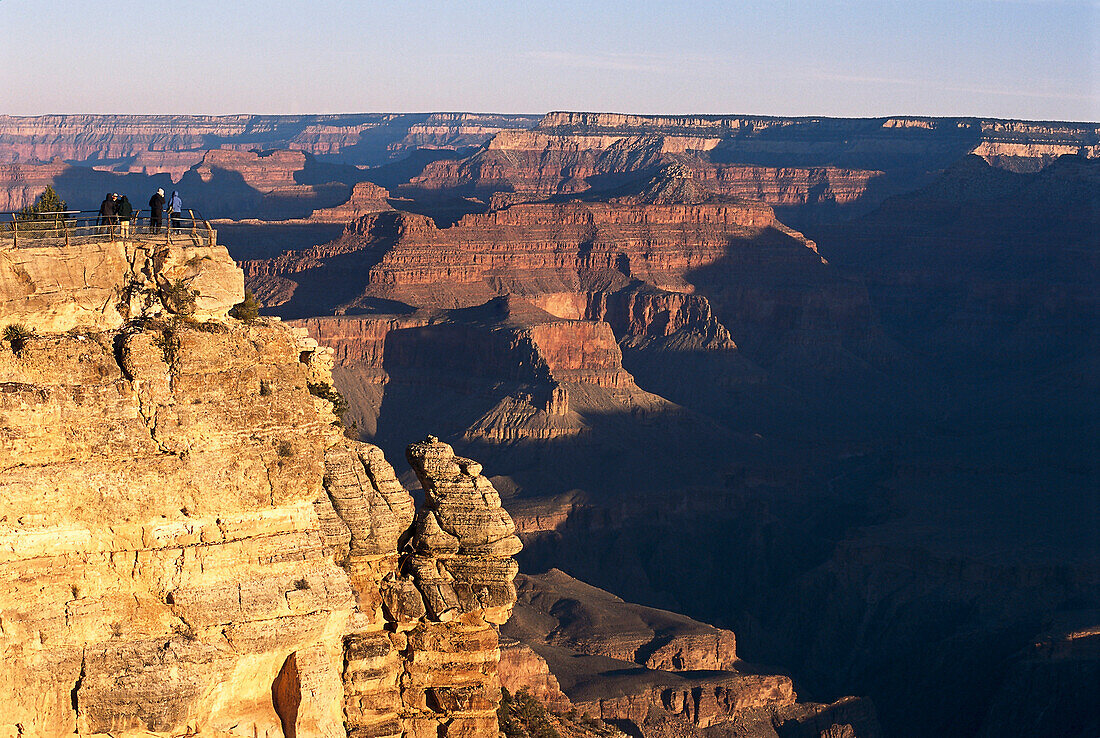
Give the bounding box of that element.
[1,111,1096,737]
[0,229,877,737]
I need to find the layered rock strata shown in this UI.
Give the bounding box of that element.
[406,131,884,211]
[245,196,804,315]
[244,191,884,402]
[305,181,395,224]
[327,435,522,738]
[502,570,882,738]
[292,296,683,450]
[400,113,1100,222]
[531,112,1100,170]
[0,237,523,736]
[0,113,540,169]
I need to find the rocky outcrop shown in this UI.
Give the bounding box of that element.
[502,570,881,738]
[294,297,658,446]
[0,318,353,735]
[510,570,739,672]
[0,237,523,736]
[330,435,522,738]
[498,637,572,712]
[193,149,308,191]
[0,236,242,332]
[305,181,394,223]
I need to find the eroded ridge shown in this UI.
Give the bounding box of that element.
[0,236,522,737]
[327,435,522,738]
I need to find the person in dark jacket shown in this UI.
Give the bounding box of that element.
[167,190,183,232]
[116,195,134,237]
[98,193,116,233]
[148,188,165,234]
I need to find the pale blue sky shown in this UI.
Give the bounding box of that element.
[1,0,1096,120]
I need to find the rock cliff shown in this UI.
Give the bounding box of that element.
[393,112,1098,230]
[243,187,892,411]
[532,112,1100,170]
[405,130,884,215]
[0,236,523,736]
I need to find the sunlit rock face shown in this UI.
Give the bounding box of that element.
[0,237,242,332]
[0,317,352,736]
[0,239,521,737]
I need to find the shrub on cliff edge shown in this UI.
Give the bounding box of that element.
[3,324,33,356]
[230,290,260,323]
[498,688,561,738]
[307,381,350,418]
[163,279,197,316]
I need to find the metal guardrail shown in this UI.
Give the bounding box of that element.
[1,209,217,248]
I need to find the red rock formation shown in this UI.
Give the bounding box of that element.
[0,158,69,211]
[402,112,1099,215]
[294,297,653,445]
[407,131,883,209]
[243,190,888,389]
[498,638,573,712]
[305,181,393,223]
[192,149,306,191]
[247,197,796,310]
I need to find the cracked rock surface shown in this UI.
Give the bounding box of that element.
[0,248,521,737]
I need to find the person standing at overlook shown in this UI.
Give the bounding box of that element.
[167,190,183,232]
[148,188,165,234]
[97,192,116,234]
[116,194,133,237]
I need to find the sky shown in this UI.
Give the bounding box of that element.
[1,0,1097,121]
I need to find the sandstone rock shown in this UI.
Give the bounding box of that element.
[0,236,242,333]
[498,637,572,712]
[503,570,882,738]
[0,318,351,736]
[0,239,527,737]
[406,435,522,626]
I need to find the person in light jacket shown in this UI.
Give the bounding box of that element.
[167,190,183,232]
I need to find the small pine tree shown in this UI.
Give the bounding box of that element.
[10,186,69,237]
[16,185,67,220]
